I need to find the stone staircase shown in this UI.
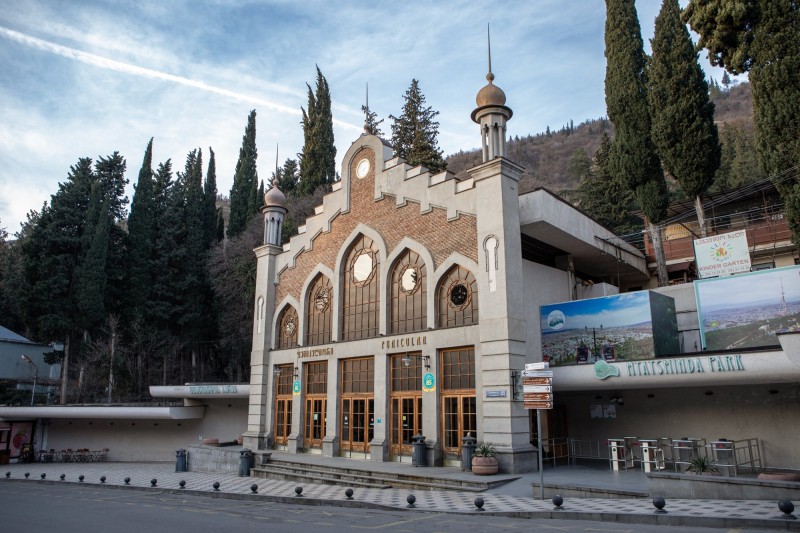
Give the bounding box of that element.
[251,457,519,492]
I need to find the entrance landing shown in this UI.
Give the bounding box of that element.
[253,450,519,492]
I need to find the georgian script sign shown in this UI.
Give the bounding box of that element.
[296,347,333,359]
[188,385,238,395]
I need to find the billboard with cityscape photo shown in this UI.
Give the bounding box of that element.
[540,290,679,367]
[696,266,800,350]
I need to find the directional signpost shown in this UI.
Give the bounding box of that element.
[523,363,553,500]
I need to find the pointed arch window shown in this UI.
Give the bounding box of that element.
[341,235,380,341]
[306,275,333,346]
[276,305,299,349]
[437,265,478,328]
[389,249,427,334]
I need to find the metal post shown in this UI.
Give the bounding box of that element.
[21,355,38,406]
[537,409,544,500]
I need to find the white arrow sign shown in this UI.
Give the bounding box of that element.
[525,362,549,371]
[523,385,552,393]
[522,370,554,378]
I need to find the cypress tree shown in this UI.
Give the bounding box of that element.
[74,182,111,333]
[314,67,337,186]
[649,0,721,238]
[605,0,670,285]
[95,154,128,319]
[389,79,446,173]
[151,159,183,331]
[228,110,258,238]
[179,149,211,381]
[126,139,156,321]
[684,0,800,241]
[299,67,337,195]
[203,147,219,246]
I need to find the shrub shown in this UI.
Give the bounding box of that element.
[473,442,496,458]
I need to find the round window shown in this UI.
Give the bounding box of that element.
[400,266,420,293]
[284,316,296,336]
[356,158,371,179]
[449,282,469,308]
[352,252,374,283]
[314,287,330,311]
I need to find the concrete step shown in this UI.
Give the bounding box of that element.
[251,466,392,490]
[252,459,518,492]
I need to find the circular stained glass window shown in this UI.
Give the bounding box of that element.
[449,282,469,308]
[314,287,330,311]
[353,252,374,283]
[284,316,296,336]
[400,266,420,293]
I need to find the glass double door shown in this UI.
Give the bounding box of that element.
[340,397,374,453]
[390,396,422,458]
[442,395,477,462]
[274,397,292,446]
[304,397,327,449]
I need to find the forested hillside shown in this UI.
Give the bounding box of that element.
[446,82,757,196]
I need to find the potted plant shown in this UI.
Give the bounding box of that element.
[472,442,498,475]
[686,456,720,475]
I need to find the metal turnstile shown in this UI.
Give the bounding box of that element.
[672,438,706,472]
[640,439,665,472]
[608,438,634,471]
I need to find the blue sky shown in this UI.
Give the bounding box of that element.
[541,291,652,331]
[0,0,737,233]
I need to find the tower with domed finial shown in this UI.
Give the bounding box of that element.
[243,160,288,452]
[472,25,513,162]
[467,26,531,473]
[262,184,287,246]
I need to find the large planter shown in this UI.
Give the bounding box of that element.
[472,456,498,475]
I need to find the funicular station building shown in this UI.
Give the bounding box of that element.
[242,70,655,473]
[243,67,800,475]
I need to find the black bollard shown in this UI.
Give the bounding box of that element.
[474,496,485,512]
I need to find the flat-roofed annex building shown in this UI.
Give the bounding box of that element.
[242,68,648,473]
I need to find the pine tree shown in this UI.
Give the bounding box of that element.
[228,110,258,238]
[684,0,800,242]
[126,139,156,322]
[605,0,670,285]
[721,71,732,90]
[299,67,337,195]
[276,158,299,195]
[390,79,446,173]
[575,132,640,234]
[362,104,384,137]
[649,0,721,238]
[567,147,593,184]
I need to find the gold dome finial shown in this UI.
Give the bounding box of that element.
[475,24,506,108]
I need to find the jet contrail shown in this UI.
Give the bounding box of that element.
[0,25,361,131]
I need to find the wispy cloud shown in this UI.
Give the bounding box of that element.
[0,25,361,131]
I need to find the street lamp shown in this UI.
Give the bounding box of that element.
[21,355,38,406]
[401,354,431,371]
